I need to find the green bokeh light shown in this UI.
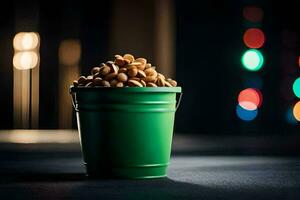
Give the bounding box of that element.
[241,49,264,71]
[293,77,300,98]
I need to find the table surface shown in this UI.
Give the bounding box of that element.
[0,130,300,200]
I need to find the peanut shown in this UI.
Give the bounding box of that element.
[127,67,138,77]
[116,82,124,87]
[117,73,128,82]
[167,79,177,87]
[101,80,110,87]
[137,70,146,78]
[114,55,125,66]
[135,58,147,70]
[123,54,134,63]
[157,77,165,87]
[145,63,152,69]
[77,76,87,85]
[144,68,157,77]
[129,77,140,81]
[140,79,146,87]
[118,67,127,73]
[73,80,78,87]
[104,72,118,81]
[164,81,172,87]
[91,67,100,75]
[106,61,118,74]
[143,76,157,83]
[128,80,143,87]
[146,82,158,87]
[100,66,110,76]
[73,54,178,88]
[93,77,103,86]
[157,73,165,80]
[110,79,118,87]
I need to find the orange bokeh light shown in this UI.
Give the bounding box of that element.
[293,101,300,121]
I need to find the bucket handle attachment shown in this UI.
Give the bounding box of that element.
[176,92,183,111]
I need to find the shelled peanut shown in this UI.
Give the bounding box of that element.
[72,54,177,87]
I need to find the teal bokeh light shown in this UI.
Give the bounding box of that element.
[292,77,300,98]
[241,49,264,71]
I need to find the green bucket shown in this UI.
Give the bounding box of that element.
[70,86,182,179]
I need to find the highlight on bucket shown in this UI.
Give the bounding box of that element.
[70,54,182,179]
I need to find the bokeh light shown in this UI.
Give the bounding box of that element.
[13,32,39,51]
[292,77,300,98]
[59,39,81,66]
[243,28,265,49]
[243,6,264,23]
[13,51,39,70]
[236,104,258,121]
[238,88,262,110]
[293,101,300,121]
[241,49,264,71]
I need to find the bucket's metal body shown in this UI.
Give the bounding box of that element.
[70,87,182,179]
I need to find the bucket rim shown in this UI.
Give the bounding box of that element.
[70,86,182,93]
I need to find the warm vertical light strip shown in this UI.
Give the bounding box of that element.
[13,32,40,128]
[21,70,30,128]
[31,34,40,128]
[31,61,39,128]
[154,0,175,78]
[13,68,22,128]
[109,0,155,60]
[58,39,81,128]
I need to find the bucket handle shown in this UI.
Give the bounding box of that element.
[70,91,79,112]
[176,92,183,111]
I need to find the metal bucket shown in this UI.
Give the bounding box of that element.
[70,86,182,179]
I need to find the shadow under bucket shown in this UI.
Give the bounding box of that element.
[70,86,182,179]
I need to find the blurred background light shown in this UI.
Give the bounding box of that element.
[59,39,81,66]
[292,77,300,98]
[13,32,39,51]
[243,28,265,49]
[241,49,264,71]
[238,88,262,110]
[243,6,264,23]
[286,106,298,124]
[293,101,300,121]
[58,39,81,128]
[236,104,258,121]
[13,51,38,70]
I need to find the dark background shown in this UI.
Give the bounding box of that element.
[0,0,299,134]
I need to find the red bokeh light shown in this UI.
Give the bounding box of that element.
[243,6,264,23]
[243,28,265,49]
[238,88,263,110]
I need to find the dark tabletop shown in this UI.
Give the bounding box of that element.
[0,130,300,200]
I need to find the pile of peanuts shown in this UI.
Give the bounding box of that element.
[72,54,177,88]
